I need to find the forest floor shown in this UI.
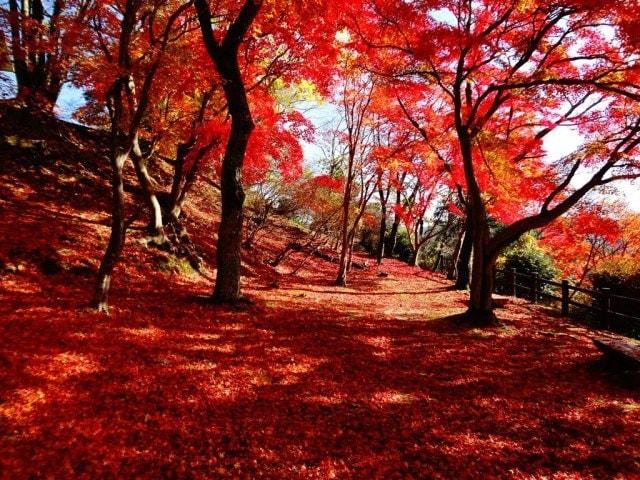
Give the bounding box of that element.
[1,109,640,479]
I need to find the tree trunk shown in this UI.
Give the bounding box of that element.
[376,206,386,265]
[93,147,129,312]
[455,215,473,290]
[168,142,209,230]
[385,187,402,257]
[336,186,350,286]
[467,208,497,323]
[409,248,419,267]
[332,234,340,252]
[211,62,254,302]
[433,253,442,272]
[336,253,348,285]
[447,227,464,280]
[386,215,400,258]
[194,0,261,304]
[456,123,497,322]
[131,137,164,241]
[8,0,63,112]
[212,99,252,303]
[346,231,356,272]
[467,249,497,324]
[168,142,189,224]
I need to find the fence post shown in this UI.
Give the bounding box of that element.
[532,274,539,304]
[601,288,611,329]
[561,280,569,317]
[511,268,517,297]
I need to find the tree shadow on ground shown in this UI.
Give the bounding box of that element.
[2,275,640,479]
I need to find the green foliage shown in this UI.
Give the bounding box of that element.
[153,254,195,276]
[359,224,379,255]
[392,229,414,264]
[591,262,640,337]
[416,248,432,269]
[495,233,558,294]
[420,240,448,270]
[358,222,414,264]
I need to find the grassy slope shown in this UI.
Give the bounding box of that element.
[1,109,639,479]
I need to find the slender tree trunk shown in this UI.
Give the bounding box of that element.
[347,231,356,272]
[409,248,419,267]
[8,0,63,112]
[336,252,348,285]
[455,214,473,290]
[376,206,386,265]
[386,215,400,257]
[131,137,164,241]
[433,253,442,272]
[336,190,350,286]
[331,234,340,252]
[93,147,129,312]
[168,142,189,223]
[448,227,464,280]
[385,187,402,257]
[168,92,213,227]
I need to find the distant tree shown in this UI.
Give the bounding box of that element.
[356,0,640,322]
[1,0,92,109]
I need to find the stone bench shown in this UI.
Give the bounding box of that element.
[593,336,640,368]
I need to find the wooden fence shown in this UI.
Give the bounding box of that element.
[497,268,640,336]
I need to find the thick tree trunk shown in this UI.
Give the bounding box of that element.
[93,148,129,312]
[467,206,497,323]
[376,207,386,265]
[467,247,497,323]
[212,109,252,303]
[194,0,261,304]
[456,123,497,322]
[212,69,253,302]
